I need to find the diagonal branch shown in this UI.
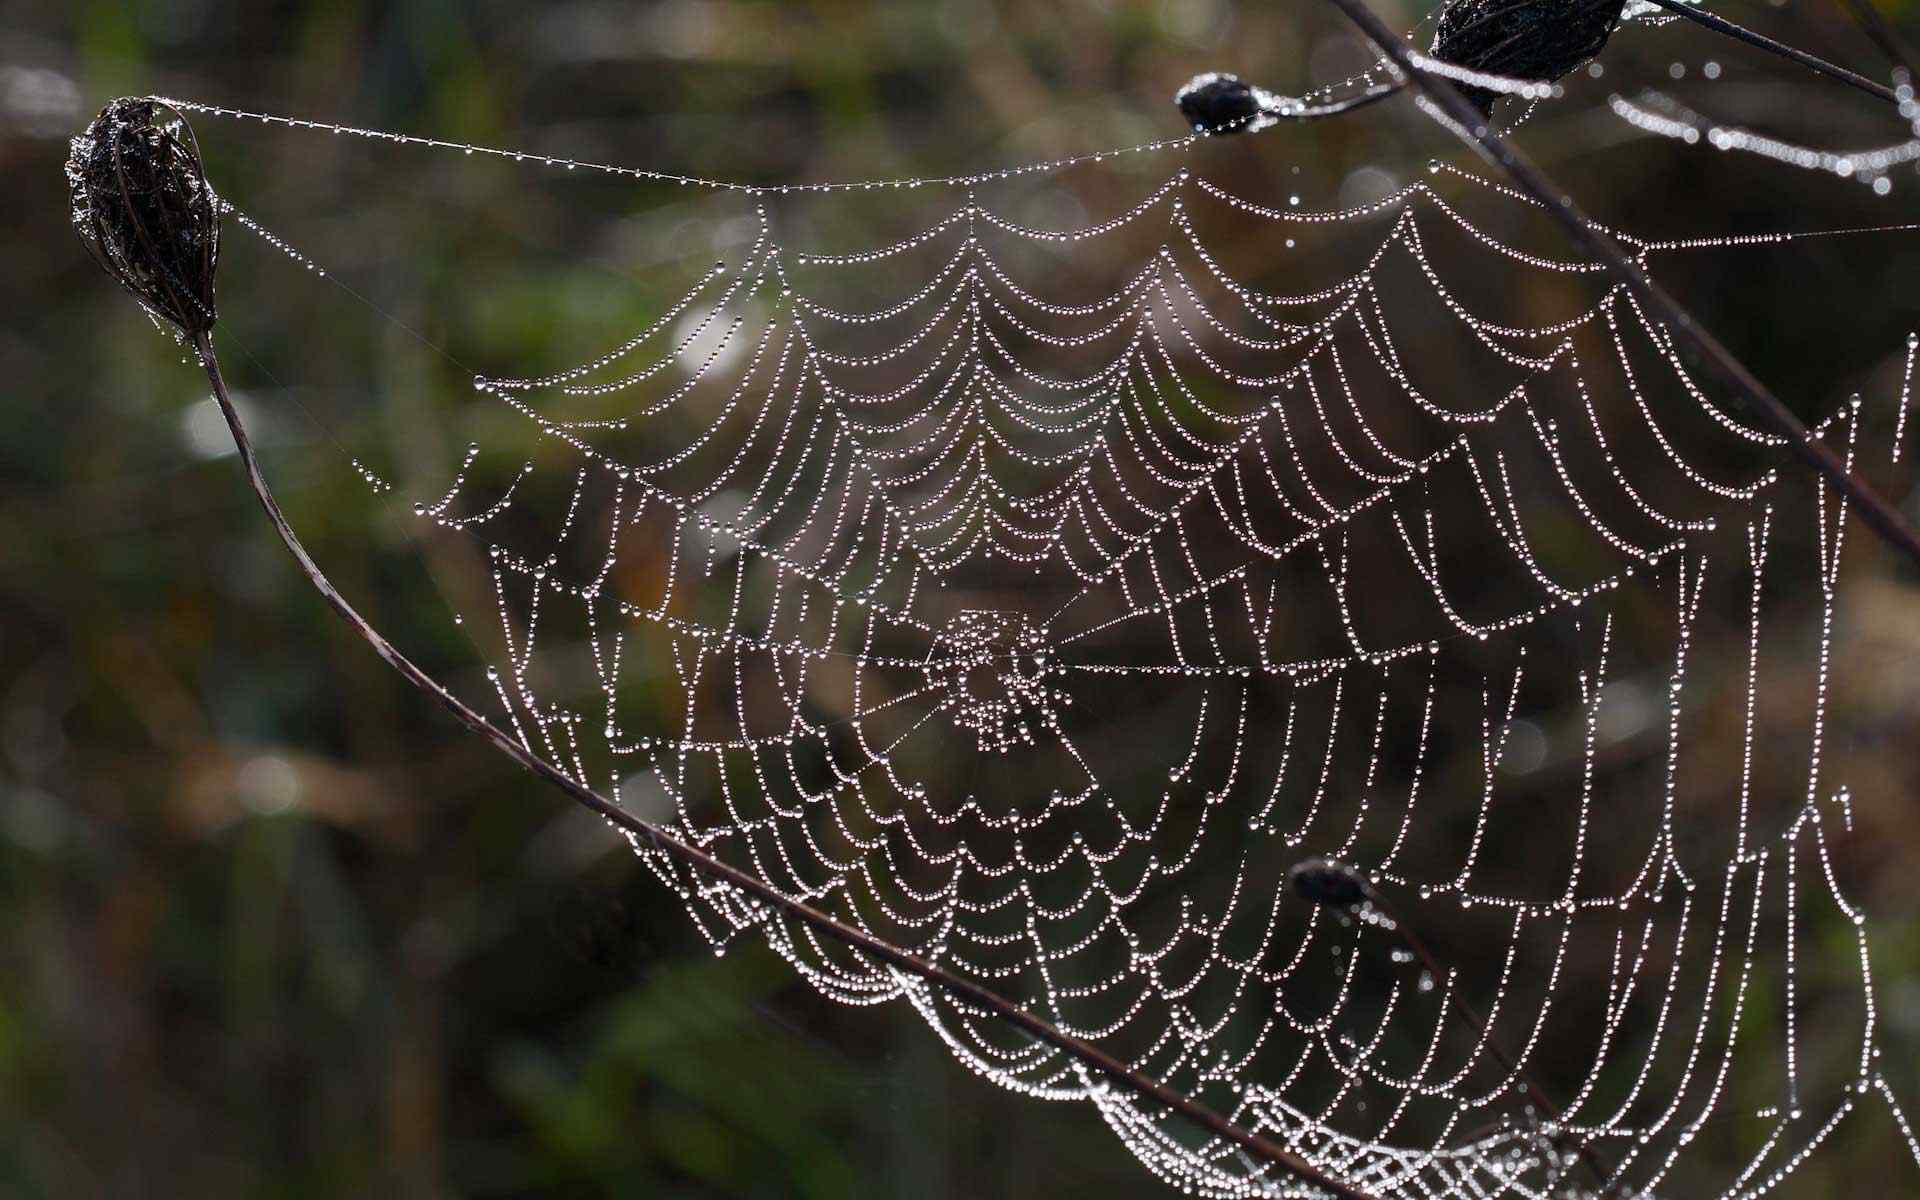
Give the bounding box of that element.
[187,329,1379,1200]
[1832,0,1918,83]
[1641,0,1899,105]
[1322,0,1920,576]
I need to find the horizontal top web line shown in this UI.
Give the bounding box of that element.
[155,95,1206,194]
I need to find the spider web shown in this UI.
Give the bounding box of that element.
[162,52,1920,1199]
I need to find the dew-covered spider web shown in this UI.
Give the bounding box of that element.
[150,31,1920,1197]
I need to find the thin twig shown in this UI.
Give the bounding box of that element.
[187,330,1378,1200]
[1832,0,1918,83]
[1642,0,1899,105]
[1290,858,1618,1189]
[1364,887,1620,1192]
[1284,80,1407,119]
[1324,0,1920,577]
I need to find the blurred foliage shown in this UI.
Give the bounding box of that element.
[3,1,1920,1197]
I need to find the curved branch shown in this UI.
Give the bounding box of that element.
[1641,0,1899,106]
[187,329,1378,1200]
[1831,0,1918,84]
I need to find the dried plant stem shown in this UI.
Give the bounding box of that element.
[188,329,1377,1200]
[1364,887,1619,1191]
[1326,0,1920,577]
[1641,0,1899,104]
[1287,81,1407,119]
[1832,0,1917,82]
[1290,859,1615,1188]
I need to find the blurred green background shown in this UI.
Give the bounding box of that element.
[6,1,1920,1196]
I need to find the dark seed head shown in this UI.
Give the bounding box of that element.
[1289,858,1371,908]
[1175,72,1269,135]
[1431,0,1629,114]
[67,97,221,336]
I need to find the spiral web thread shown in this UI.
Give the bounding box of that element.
[170,84,1920,1199]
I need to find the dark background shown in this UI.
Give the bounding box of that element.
[5,1,1920,1196]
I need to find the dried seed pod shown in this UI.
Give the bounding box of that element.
[1431,0,1628,114]
[66,97,221,336]
[1288,858,1371,908]
[1175,73,1271,134]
